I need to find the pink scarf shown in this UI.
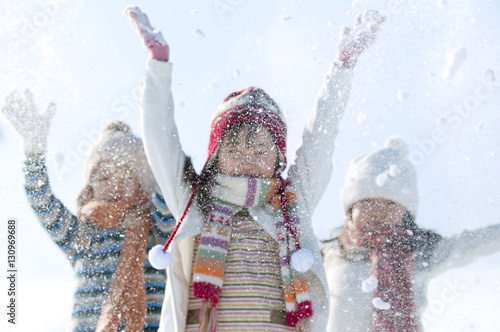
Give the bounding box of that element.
[351,228,420,331]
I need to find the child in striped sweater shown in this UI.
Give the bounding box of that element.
[126,6,384,332]
[2,90,175,332]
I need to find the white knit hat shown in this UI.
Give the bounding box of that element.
[341,137,419,217]
[83,121,155,197]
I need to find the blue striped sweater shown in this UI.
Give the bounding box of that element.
[24,154,174,332]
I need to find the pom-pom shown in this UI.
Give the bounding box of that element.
[384,136,408,158]
[148,245,171,269]
[104,121,131,133]
[291,248,314,273]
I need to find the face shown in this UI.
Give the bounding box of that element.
[89,161,141,202]
[217,125,279,178]
[347,198,406,246]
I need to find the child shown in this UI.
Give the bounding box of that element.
[2,90,175,332]
[323,137,500,331]
[126,6,384,332]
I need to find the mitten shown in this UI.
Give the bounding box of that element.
[2,90,55,154]
[124,6,170,61]
[336,10,385,68]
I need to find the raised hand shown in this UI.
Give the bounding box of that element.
[336,10,386,68]
[2,89,55,154]
[124,6,169,61]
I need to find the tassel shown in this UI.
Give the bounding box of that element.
[207,305,218,332]
[297,320,305,332]
[198,300,218,332]
[199,300,209,331]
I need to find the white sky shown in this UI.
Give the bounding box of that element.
[1,0,499,331]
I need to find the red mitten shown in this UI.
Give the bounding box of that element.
[124,6,170,61]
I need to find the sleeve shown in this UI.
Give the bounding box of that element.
[140,60,193,218]
[429,223,500,276]
[287,63,354,214]
[149,182,176,243]
[23,153,80,264]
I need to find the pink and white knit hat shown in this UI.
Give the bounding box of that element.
[207,87,287,172]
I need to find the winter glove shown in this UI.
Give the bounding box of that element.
[2,89,55,154]
[336,10,385,68]
[124,6,170,61]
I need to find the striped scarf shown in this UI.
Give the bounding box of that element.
[192,174,313,331]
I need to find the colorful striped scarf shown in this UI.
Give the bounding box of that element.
[192,174,313,331]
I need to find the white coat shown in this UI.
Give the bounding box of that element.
[140,59,354,331]
[323,224,500,331]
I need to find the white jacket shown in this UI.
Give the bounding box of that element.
[140,59,353,331]
[323,223,500,331]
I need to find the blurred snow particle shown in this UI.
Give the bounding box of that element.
[443,47,467,80]
[398,90,410,101]
[437,0,447,9]
[357,112,367,124]
[351,0,361,7]
[177,99,186,108]
[191,9,199,16]
[372,297,391,310]
[209,79,220,89]
[388,164,401,177]
[193,29,205,38]
[327,20,335,27]
[482,68,496,82]
[476,122,484,130]
[488,196,495,203]
[376,173,388,187]
[436,117,448,127]
[233,68,240,77]
[352,208,360,220]
[362,277,378,293]
[397,90,410,101]
[53,150,66,170]
[281,15,293,22]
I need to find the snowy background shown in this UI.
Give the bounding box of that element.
[0,0,499,331]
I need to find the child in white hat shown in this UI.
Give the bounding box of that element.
[2,91,175,332]
[323,137,500,331]
[126,6,384,332]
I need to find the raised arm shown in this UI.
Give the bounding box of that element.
[288,10,385,214]
[2,90,80,261]
[125,6,192,218]
[430,223,500,276]
[150,182,176,242]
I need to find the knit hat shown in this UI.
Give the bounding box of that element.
[341,137,419,217]
[84,121,155,197]
[208,87,287,172]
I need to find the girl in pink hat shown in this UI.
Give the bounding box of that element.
[126,6,384,332]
